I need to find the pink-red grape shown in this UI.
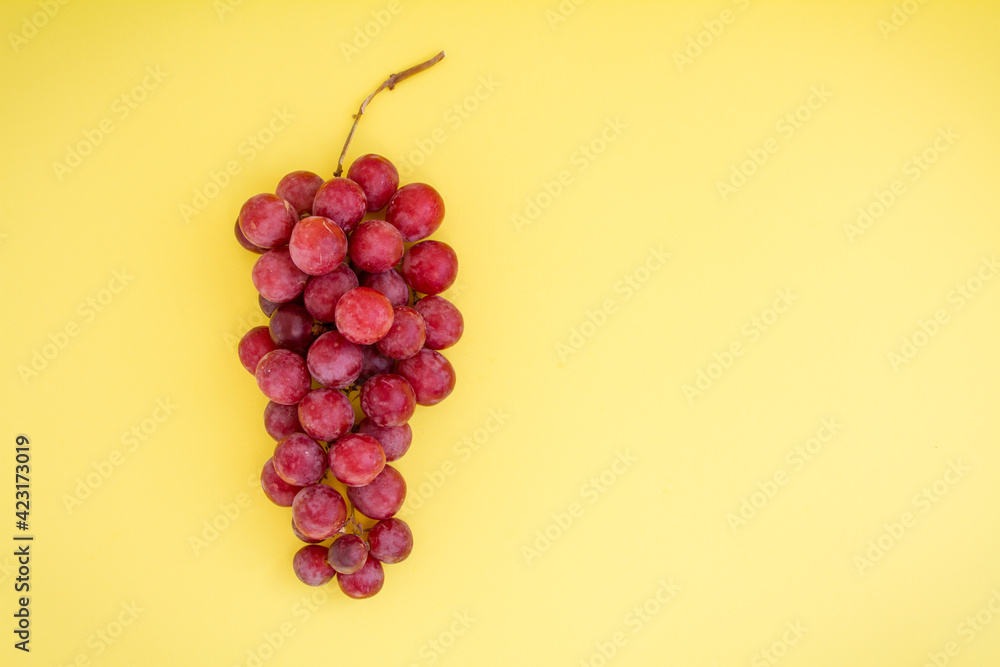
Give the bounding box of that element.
[357,419,412,461]
[261,457,303,507]
[297,387,354,442]
[337,556,384,599]
[312,178,366,234]
[277,170,324,217]
[386,183,444,242]
[400,240,457,295]
[347,154,398,211]
[329,433,385,486]
[327,534,368,574]
[256,349,311,405]
[269,303,315,354]
[239,193,298,248]
[292,484,347,541]
[360,373,416,427]
[264,401,302,441]
[348,220,404,273]
[376,306,426,360]
[414,295,463,350]
[235,220,265,253]
[303,264,358,322]
[293,544,337,586]
[259,294,281,317]
[306,331,363,389]
[360,269,409,308]
[396,348,456,406]
[252,246,308,303]
[238,326,277,374]
[289,216,348,276]
[367,518,413,564]
[347,464,406,520]
[273,433,327,486]
[335,287,394,345]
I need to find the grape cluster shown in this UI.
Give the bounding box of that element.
[235,154,462,599]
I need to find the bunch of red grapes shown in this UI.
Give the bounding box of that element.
[234,153,461,599]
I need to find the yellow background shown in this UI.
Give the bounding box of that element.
[2,0,999,665]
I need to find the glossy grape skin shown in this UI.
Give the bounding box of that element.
[400,241,458,295]
[386,183,445,242]
[329,433,386,486]
[292,484,347,541]
[327,534,368,574]
[360,373,416,427]
[235,220,265,253]
[348,220,404,273]
[367,518,413,564]
[347,154,399,211]
[289,216,348,276]
[312,178,367,234]
[238,326,278,374]
[293,544,337,586]
[347,465,406,520]
[303,264,358,322]
[396,348,456,406]
[357,345,395,385]
[292,520,325,544]
[376,306,426,360]
[414,296,463,350]
[357,419,412,461]
[260,457,303,507]
[337,556,384,599]
[297,387,354,442]
[252,246,308,303]
[335,287,395,345]
[269,303,315,354]
[306,331,363,389]
[276,170,324,216]
[259,294,281,317]
[239,193,298,248]
[264,401,302,441]
[256,349,311,405]
[360,269,409,308]
[273,433,327,486]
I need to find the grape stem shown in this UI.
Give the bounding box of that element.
[333,50,446,178]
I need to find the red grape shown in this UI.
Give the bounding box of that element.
[327,534,368,574]
[269,303,315,354]
[239,193,297,248]
[414,295,463,350]
[329,433,386,486]
[238,326,277,374]
[256,349,311,405]
[357,345,395,384]
[303,264,358,322]
[252,246,308,303]
[400,240,457,295]
[293,544,337,586]
[376,306,426,360]
[347,154,399,211]
[347,464,406,520]
[348,220,404,273]
[368,518,413,564]
[386,183,444,242]
[235,220,265,253]
[261,457,303,507]
[264,401,302,441]
[277,170,324,216]
[306,331,363,389]
[360,373,416,427]
[312,178,367,234]
[335,287,394,345]
[360,269,409,308]
[337,556,384,599]
[273,433,327,486]
[396,348,455,406]
[357,419,412,461]
[292,484,347,541]
[289,216,348,276]
[259,294,281,317]
[297,387,354,442]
